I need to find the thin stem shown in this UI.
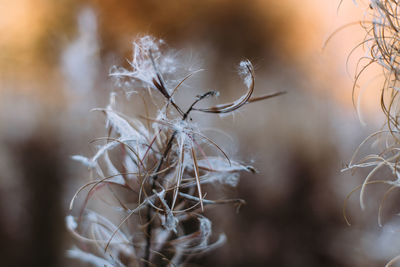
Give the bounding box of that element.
[143,131,177,267]
[143,92,215,266]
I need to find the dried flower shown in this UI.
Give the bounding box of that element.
[67,36,283,266]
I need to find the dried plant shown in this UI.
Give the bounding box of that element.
[66,36,283,267]
[341,1,400,265]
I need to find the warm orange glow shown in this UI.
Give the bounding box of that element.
[0,0,49,67]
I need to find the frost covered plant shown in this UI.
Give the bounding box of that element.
[342,1,400,265]
[67,36,283,266]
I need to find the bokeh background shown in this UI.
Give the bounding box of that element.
[1,0,399,266]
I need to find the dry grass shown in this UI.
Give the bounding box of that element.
[341,1,400,265]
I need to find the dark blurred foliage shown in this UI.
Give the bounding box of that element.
[89,0,294,59]
[0,1,394,267]
[0,125,66,266]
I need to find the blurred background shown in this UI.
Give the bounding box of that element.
[1,0,398,266]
